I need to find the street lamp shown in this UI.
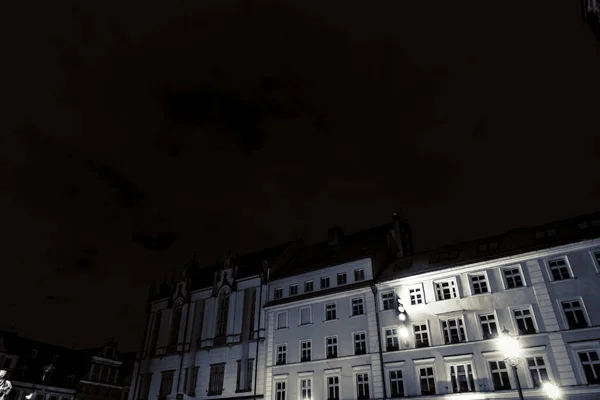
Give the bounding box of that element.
[543,382,560,399]
[498,327,524,400]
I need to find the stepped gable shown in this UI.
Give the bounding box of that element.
[379,211,600,281]
[270,223,394,280]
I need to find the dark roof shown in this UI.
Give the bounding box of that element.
[270,223,393,280]
[378,211,600,281]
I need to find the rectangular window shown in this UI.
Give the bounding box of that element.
[579,351,600,384]
[356,373,369,400]
[352,298,364,316]
[449,364,475,393]
[480,314,498,339]
[385,328,399,351]
[419,367,436,395]
[471,274,489,294]
[562,300,588,329]
[513,308,536,335]
[304,281,314,292]
[354,332,367,355]
[503,267,524,289]
[289,284,298,296]
[235,359,253,392]
[191,367,198,394]
[478,241,499,252]
[274,288,283,300]
[300,307,312,325]
[441,318,466,344]
[325,303,337,321]
[548,258,571,280]
[276,312,287,329]
[300,340,311,362]
[321,277,330,289]
[409,287,423,305]
[489,361,511,390]
[389,370,404,398]
[526,357,548,388]
[594,251,600,265]
[414,324,430,347]
[208,364,225,395]
[275,381,286,400]
[299,378,311,400]
[159,371,174,400]
[326,376,340,400]
[276,344,287,365]
[435,280,458,300]
[382,292,394,310]
[337,273,347,285]
[326,336,338,358]
[354,269,365,281]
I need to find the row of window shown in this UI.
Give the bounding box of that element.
[275,297,366,329]
[272,349,600,400]
[275,332,368,364]
[274,269,366,300]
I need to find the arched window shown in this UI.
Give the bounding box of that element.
[216,288,230,339]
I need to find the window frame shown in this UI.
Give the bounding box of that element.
[384,362,405,399]
[414,359,437,396]
[324,301,338,322]
[509,305,538,335]
[545,256,575,282]
[590,249,600,274]
[337,273,348,285]
[445,358,477,394]
[570,341,600,385]
[304,280,314,293]
[412,321,431,348]
[407,283,425,305]
[273,376,287,400]
[275,311,288,330]
[354,268,365,282]
[324,370,342,400]
[300,340,312,362]
[352,367,372,400]
[522,352,552,389]
[383,326,400,351]
[289,284,298,296]
[350,296,365,317]
[298,373,313,400]
[500,264,527,290]
[478,311,500,340]
[381,291,395,311]
[557,296,590,330]
[468,271,491,295]
[433,278,460,301]
[488,359,512,391]
[275,343,287,366]
[274,287,283,300]
[352,331,368,355]
[439,314,468,344]
[320,276,330,289]
[325,335,339,359]
[299,306,313,326]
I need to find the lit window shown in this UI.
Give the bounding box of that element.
[441,318,466,344]
[274,288,283,300]
[289,285,298,296]
[320,277,330,289]
[276,344,286,365]
[325,303,337,321]
[489,361,511,390]
[414,324,430,348]
[548,258,572,280]
[562,300,588,329]
[579,351,600,384]
[300,340,311,362]
[354,332,367,355]
[382,292,395,310]
[337,273,347,285]
[389,370,404,398]
[418,367,436,395]
[480,314,498,339]
[409,286,423,305]
[513,308,536,335]
[354,269,365,281]
[470,275,489,294]
[503,267,524,289]
[385,328,399,351]
[304,281,314,292]
[356,373,370,400]
[352,298,364,316]
[299,378,312,400]
[435,280,457,300]
[449,363,475,393]
[326,336,338,358]
[526,357,548,388]
[326,376,340,400]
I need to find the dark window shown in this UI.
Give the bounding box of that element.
[320,277,330,289]
[354,269,365,281]
[208,364,225,395]
[489,361,511,390]
[548,258,571,280]
[527,357,548,388]
[274,288,283,299]
[289,285,298,296]
[389,370,404,398]
[337,273,347,285]
[504,268,524,289]
[304,281,314,292]
[235,359,253,392]
[352,298,364,316]
[579,351,600,384]
[562,300,588,329]
[158,371,174,400]
[419,367,436,395]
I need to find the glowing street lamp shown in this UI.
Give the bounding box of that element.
[498,327,524,400]
[25,393,34,400]
[543,382,560,399]
[397,297,407,322]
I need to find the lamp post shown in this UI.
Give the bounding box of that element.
[498,327,524,400]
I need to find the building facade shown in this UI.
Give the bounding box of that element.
[131,212,600,400]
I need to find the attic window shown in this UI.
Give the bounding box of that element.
[478,241,499,253]
[431,249,460,263]
[535,229,557,239]
[579,220,600,229]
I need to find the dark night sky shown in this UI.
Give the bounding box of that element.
[1,0,599,351]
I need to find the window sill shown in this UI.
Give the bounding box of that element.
[207,392,223,397]
[504,285,527,291]
[324,318,339,323]
[276,327,289,331]
[298,323,313,327]
[550,277,577,284]
[350,313,365,318]
[235,390,252,394]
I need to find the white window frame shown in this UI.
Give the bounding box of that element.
[337,272,348,285]
[414,358,437,396]
[468,271,491,295]
[381,291,395,311]
[481,352,518,391]
[276,311,288,330]
[500,264,527,290]
[520,350,553,389]
[289,284,298,296]
[407,283,425,305]
[445,356,477,394]
[384,361,406,399]
[298,373,313,400]
[352,366,372,400]
[350,296,365,316]
[487,359,513,391]
[354,268,365,282]
[304,280,314,293]
[589,249,600,274]
[383,326,400,351]
[325,335,339,358]
[478,311,500,340]
[325,301,338,321]
[412,321,431,348]
[569,341,600,385]
[299,306,313,326]
[300,340,312,362]
[274,287,283,300]
[324,370,342,400]
[352,331,368,355]
[509,305,538,335]
[545,256,574,282]
[433,278,459,301]
[320,276,330,289]
[275,343,287,365]
[557,296,591,330]
[439,314,468,344]
[273,377,287,400]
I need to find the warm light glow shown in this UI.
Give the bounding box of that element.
[399,326,409,339]
[498,333,521,360]
[25,394,34,400]
[543,382,560,399]
[398,313,407,321]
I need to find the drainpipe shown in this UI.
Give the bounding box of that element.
[253,265,266,400]
[370,283,387,400]
[177,286,193,393]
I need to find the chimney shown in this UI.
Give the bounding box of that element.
[392,212,414,257]
[328,226,344,246]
